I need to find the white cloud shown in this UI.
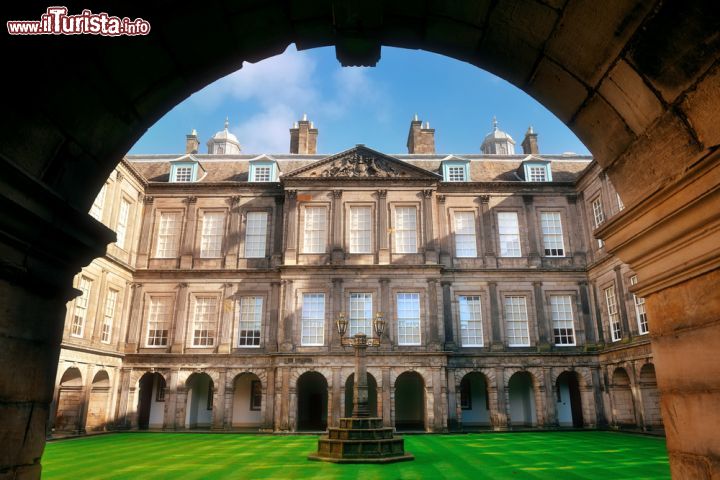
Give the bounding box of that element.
[234,104,296,154]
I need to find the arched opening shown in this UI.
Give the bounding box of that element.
[610,367,636,427]
[54,367,84,432]
[459,372,490,428]
[556,371,584,428]
[185,373,214,429]
[394,371,425,431]
[639,364,662,429]
[85,371,110,431]
[344,373,378,418]
[508,371,537,427]
[137,372,166,430]
[296,371,328,431]
[232,373,263,429]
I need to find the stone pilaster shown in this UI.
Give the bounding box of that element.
[217,283,234,353]
[331,190,344,264]
[479,195,497,267]
[180,196,197,269]
[125,283,144,352]
[533,281,550,350]
[422,189,438,264]
[279,280,294,352]
[376,190,389,264]
[212,370,227,430]
[225,195,240,268]
[283,190,298,265]
[136,195,155,267]
[488,282,503,350]
[170,283,188,353]
[427,279,441,350]
[271,195,284,267]
[614,265,631,340]
[436,194,451,267]
[523,195,541,267]
[267,282,281,353]
[441,281,456,350]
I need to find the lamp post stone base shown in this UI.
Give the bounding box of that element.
[308,417,414,464]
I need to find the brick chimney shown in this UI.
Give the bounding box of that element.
[407,114,435,154]
[289,114,318,154]
[521,126,539,155]
[185,129,199,154]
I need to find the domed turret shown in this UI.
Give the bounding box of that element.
[481,117,516,155]
[206,117,241,154]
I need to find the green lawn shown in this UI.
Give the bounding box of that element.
[42,431,669,479]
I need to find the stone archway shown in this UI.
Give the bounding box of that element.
[639,363,662,429]
[297,371,329,432]
[2,3,720,477]
[555,371,583,428]
[458,372,491,428]
[137,372,166,430]
[610,367,637,427]
[394,371,426,432]
[54,367,83,433]
[185,372,214,429]
[85,371,111,432]
[231,373,263,429]
[507,371,537,427]
[344,372,378,418]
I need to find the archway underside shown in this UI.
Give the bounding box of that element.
[1,1,719,479]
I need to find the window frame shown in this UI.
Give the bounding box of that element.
[539,211,565,257]
[300,292,326,346]
[393,205,419,254]
[549,294,576,346]
[503,295,531,347]
[630,275,648,335]
[199,210,226,258]
[190,295,219,347]
[347,205,373,254]
[145,295,174,347]
[302,205,329,254]
[396,292,421,346]
[170,161,198,183]
[458,295,484,347]
[249,160,277,182]
[89,183,107,221]
[250,380,262,411]
[237,296,263,348]
[244,210,269,259]
[101,287,119,344]
[154,210,183,259]
[71,276,93,338]
[604,285,621,342]
[115,196,131,250]
[453,210,478,258]
[497,211,522,257]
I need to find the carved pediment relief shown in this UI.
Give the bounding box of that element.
[285,146,441,180]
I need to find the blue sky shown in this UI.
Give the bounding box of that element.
[129,45,589,156]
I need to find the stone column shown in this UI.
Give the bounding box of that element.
[136,195,155,268]
[271,196,284,267]
[115,369,132,429]
[488,282,503,350]
[212,370,227,430]
[125,283,144,352]
[479,195,497,267]
[284,190,298,265]
[613,265,631,339]
[376,190,389,264]
[436,195,451,267]
[441,281,456,350]
[446,369,458,431]
[267,282,280,353]
[217,283,234,353]
[427,279,441,350]
[331,190,344,264]
[264,368,276,430]
[543,368,556,427]
[422,189,438,264]
[180,196,197,269]
[331,278,343,352]
[432,368,445,432]
[225,196,240,269]
[578,281,595,344]
[533,281,550,350]
[170,283,188,353]
[175,387,188,429]
[163,369,179,430]
[279,280,294,352]
[493,368,508,430]
[523,195,541,267]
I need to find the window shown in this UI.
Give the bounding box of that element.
[540,212,565,257]
[238,296,263,347]
[394,206,417,254]
[301,293,325,346]
[604,286,621,342]
[397,293,421,345]
[497,212,521,257]
[528,166,547,182]
[116,198,130,249]
[216,145,225,155]
[89,183,106,221]
[192,297,218,346]
[254,166,272,182]
[454,212,477,258]
[460,376,472,409]
[459,296,483,347]
[591,197,605,248]
[155,212,182,258]
[71,276,92,337]
[303,207,327,254]
[244,212,268,258]
[200,212,224,258]
[156,383,166,402]
[631,275,648,335]
[101,288,118,344]
[349,207,372,254]
[250,380,262,410]
[349,293,372,336]
[550,295,575,346]
[617,192,625,211]
[504,296,530,347]
[175,166,193,182]
[146,297,172,346]
[447,166,466,182]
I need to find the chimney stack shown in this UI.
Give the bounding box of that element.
[186,129,200,154]
[407,114,435,154]
[521,126,539,155]
[289,114,318,154]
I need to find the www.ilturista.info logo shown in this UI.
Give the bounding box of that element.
[7,7,150,36]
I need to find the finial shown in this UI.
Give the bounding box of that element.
[303,113,308,121]
[191,128,197,136]
[294,121,299,128]
[425,121,430,129]
[414,113,419,121]
[492,116,498,130]
[310,121,314,128]
[224,116,229,130]
[527,125,534,134]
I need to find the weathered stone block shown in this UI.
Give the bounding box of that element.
[527,57,588,123]
[681,63,720,149]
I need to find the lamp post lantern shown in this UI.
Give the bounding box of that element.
[308,312,413,463]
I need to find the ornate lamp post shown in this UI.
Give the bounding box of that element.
[308,312,413,463]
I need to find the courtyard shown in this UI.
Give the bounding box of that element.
[43,431,669,479]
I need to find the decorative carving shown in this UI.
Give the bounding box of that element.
[319,152,400,178]
[436,194,446,203]
[286,190,297,199]
[229,195,241,205]
[186,196,197,204]
[332,190,343,198]
[523,195,533,204]
[143,195,154,204]
[275,195,285,205]
[377,190,387,198]
[423,189,434,198]
[115,171,125,182]
[479,195,490,204]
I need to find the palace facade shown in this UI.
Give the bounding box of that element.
[50,116,661,434]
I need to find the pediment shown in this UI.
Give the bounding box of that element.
[285,146,441,180]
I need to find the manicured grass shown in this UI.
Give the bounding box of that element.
[42,431,669,479]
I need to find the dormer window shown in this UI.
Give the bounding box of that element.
[249,157,278,182]
[442,157,470,182]
[520,160,552,182]
[170,159,200,183]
